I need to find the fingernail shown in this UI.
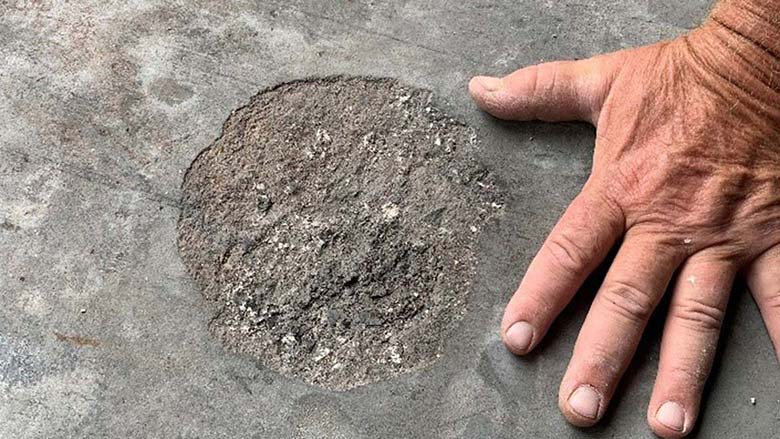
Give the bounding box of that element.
[475,76,503,92]
[656,401,686,432]
[505,321,534,353]
[568,385,601,420]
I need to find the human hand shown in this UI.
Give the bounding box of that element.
[469,1,780,437]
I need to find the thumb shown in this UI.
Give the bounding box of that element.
[469,55,615,125]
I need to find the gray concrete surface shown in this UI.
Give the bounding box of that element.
[1,0,777,437]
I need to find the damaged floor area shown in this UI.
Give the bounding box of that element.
[178,77,503,390]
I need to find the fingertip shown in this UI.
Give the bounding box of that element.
[467,76,483,100]
[468,76,504,114]
[469,75,503,94]
[502,321,535,355]
[558,385,603,427]
[647,401,689,439]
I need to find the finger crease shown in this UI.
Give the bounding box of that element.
[600,280,657,324]
[544,233,589,278]
[672,299,725,332]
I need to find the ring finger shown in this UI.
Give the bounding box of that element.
[647,253,736,438]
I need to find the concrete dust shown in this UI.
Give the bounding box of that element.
[177,77,503,390]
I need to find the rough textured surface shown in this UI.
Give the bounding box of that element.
[2,1,779,438]
[178,77,502,389]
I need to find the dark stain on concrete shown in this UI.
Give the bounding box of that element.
[1,220,21,232]
[53,332,100,348]
[148,77,194,105]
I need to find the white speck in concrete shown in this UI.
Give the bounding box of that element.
[316,129,332,145]
[313,347,331,362]
[389,346,402,364]
[282,333,296,347]
[381,202,400,221]
[361,132,375,147]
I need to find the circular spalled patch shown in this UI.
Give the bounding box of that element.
[178,77,503,390]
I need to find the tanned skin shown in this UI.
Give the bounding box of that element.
[469,1,780,437]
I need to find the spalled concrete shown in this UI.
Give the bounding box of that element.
[178,77,503,391]
[1,1,777,438]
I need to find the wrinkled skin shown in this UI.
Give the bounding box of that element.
[470,11,780,439]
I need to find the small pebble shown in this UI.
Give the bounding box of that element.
[80,309,87,314]
[750,397,756,405]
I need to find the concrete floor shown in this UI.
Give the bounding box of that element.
[1,0,778,437]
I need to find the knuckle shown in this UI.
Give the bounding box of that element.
[585,342,624,376]
[599,280,657,323]
[524,64,542,100]
[543,230,590,277]
[667,361,709,385]
[759,289,780,310]
[671,296,725,332]
[536,62,567,97]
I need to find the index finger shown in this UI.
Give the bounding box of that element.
[502,187,623,354]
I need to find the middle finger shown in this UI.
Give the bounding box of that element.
[558,233,686,426]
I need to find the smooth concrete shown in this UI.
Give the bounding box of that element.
[1,1,777,437]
